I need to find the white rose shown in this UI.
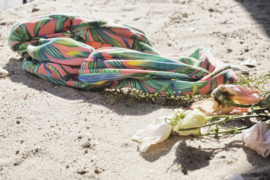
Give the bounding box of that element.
[132,117,173,153]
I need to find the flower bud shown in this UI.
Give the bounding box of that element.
[173,109,209,136]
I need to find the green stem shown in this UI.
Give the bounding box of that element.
[223,99,253,108]
[177,114,268,131]
[251,105,267,111]
[198,126,248,136]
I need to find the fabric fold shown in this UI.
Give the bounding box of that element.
[8,14,237,95]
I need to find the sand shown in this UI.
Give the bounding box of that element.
[0,0,270,179]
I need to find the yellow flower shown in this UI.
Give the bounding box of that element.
[173,109,209,136]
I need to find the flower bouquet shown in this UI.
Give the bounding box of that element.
[132,85,270,157]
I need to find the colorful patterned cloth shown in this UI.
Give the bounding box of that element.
[8,14,237,95]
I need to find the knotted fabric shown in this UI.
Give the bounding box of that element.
[8,14,237,95]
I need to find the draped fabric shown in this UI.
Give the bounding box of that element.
[8,14,237,95]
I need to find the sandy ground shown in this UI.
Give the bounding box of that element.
[1,0,270,179]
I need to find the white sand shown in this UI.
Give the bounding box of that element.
[0,0,270,179]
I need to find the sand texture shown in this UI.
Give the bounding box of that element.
[0,0,270,179]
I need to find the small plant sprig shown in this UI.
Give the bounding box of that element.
[103,71,270,106]
[236,72,270,95]
[104,88,211,106]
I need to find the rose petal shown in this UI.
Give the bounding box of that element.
[132,117,173,153]
[241,122,270,157]
[219,106,249,115]
[232,93,261,104]
[221,84,259,97]
[210,84,261,115]
[190,98,220,115]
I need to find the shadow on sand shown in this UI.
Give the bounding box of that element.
[4,57,175,116]
[141,137,270,176]
[236,0,270,38]
[141,136,219,174]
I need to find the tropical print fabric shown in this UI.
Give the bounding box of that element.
[79,47,237,95]
[8,14,159,57]
[8,14,237,95]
